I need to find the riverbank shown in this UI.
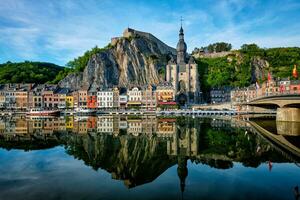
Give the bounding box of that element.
[0,109,276,116]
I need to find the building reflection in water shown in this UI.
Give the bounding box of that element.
[0,115,299,193]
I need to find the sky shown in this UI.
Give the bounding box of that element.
[0,0,300,66]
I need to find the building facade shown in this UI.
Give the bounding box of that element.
[156,83,176,107]
[87,91,97,109]
[119,94,128,109]
[210,87,232,104]
[127,87,142,108]
[97,90,113,108]
[141,85,156,110]
[15,91,28,110]
[112,88,120,108]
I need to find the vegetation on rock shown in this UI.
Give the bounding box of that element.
[193,42,232,54]
[196,44,300,96]
[66,45,111,72]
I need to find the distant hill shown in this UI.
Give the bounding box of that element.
[0,61,64,84]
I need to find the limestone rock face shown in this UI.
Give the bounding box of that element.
[59,29,176,91]
[250,56,269,83]
[59,72,83,90]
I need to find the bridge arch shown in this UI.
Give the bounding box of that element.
[283,103,300,108]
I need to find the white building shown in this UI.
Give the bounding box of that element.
[97,90,113,108]
[127,87,142,108]
[97,116,114,133]
[127,119,142,136]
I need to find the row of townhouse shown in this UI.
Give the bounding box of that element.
[75,83,176,110]
[0,116,177,136]
[0,82,177,110]
[231,78,300,104]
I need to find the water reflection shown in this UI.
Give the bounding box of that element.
[0,115,298,191]
[249,117,300,159]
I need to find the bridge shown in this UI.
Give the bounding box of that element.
[244,94,300,108]
[241,94,300,122]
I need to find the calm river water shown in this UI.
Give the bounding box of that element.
[0,115,299,200]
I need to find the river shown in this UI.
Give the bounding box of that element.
[0,115,299,200]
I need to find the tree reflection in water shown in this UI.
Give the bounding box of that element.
[0,115,298,190]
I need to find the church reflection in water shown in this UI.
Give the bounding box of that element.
[0,115,299,191]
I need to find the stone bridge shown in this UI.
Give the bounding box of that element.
[245,94,300,108]
[242,94,300,122]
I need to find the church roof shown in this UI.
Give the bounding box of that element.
[188,56,195,64]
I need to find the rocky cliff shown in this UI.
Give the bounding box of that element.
[59,28,176,91]
[250,56,270,83]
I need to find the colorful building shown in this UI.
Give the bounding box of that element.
[156,83,176,108]
[15,91,28,110]
[78,89,88,109]
[87,91,97,109]
[141,85,156,110]
[290,80,300,94]
[56,88,69,109]
[279,78,291,94]
[65,95,74,109]
[127,87,142,109]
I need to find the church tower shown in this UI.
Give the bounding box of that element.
[166,23,201,105]
[176,26,187,64]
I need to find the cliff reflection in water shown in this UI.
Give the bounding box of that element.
[0,115,297,188]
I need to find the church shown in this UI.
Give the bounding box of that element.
[166,25,201,105]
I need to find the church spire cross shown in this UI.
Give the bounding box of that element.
[179,16,184,36]
[180,16,183,27]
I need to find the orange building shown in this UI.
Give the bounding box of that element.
[87,116,97,129]
[87,91,97,109]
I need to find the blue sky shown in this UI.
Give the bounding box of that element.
[1,0,300,66]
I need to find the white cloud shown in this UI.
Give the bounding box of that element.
[0,0,299,65]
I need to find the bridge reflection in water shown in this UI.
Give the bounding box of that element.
[0,115,299,191]
[248,117,300,160]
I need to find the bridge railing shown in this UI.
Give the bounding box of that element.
[232,88,300,104]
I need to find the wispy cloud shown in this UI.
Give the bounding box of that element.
[0,0,300,65]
